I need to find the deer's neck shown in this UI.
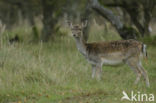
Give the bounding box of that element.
[75,37,87,56]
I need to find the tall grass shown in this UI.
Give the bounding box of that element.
[0,24,155,103]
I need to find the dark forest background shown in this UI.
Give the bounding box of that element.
[0,0,155,42]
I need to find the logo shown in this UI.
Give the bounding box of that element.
[121,91,154,102]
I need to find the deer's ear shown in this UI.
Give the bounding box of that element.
[67,20,73,29]
[81,20,88,28]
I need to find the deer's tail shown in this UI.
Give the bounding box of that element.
[142,44,148,60]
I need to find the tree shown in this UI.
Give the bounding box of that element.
[84,0,156,40]
[0,0,65,42]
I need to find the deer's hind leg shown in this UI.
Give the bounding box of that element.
[137,62,150,87]
[126,58,142,85]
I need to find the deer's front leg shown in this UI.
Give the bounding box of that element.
[91,64,96,78]
[96,65,102,81]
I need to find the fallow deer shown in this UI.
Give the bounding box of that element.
[68,21,150,87]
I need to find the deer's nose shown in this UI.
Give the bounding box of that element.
[73,34,76,37]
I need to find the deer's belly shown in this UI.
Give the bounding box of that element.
[100,52,125,65]
[101,58,123,65]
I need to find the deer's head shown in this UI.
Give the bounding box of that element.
[68,21,87,39]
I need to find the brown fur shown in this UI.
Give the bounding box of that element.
[86,39,142,54]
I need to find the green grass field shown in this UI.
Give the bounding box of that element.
[0,25,156,103]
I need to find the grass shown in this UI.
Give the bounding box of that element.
[0,25,156,103]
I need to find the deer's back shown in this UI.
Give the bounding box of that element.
[86,39,142,54]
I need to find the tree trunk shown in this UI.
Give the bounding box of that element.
[41,0,55,42]
[143,0,155,37]
[143,8,152,36]
[81,2,92,41]
[89,0,140,39]
[41,12,54,42]
[102,0,155,38]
